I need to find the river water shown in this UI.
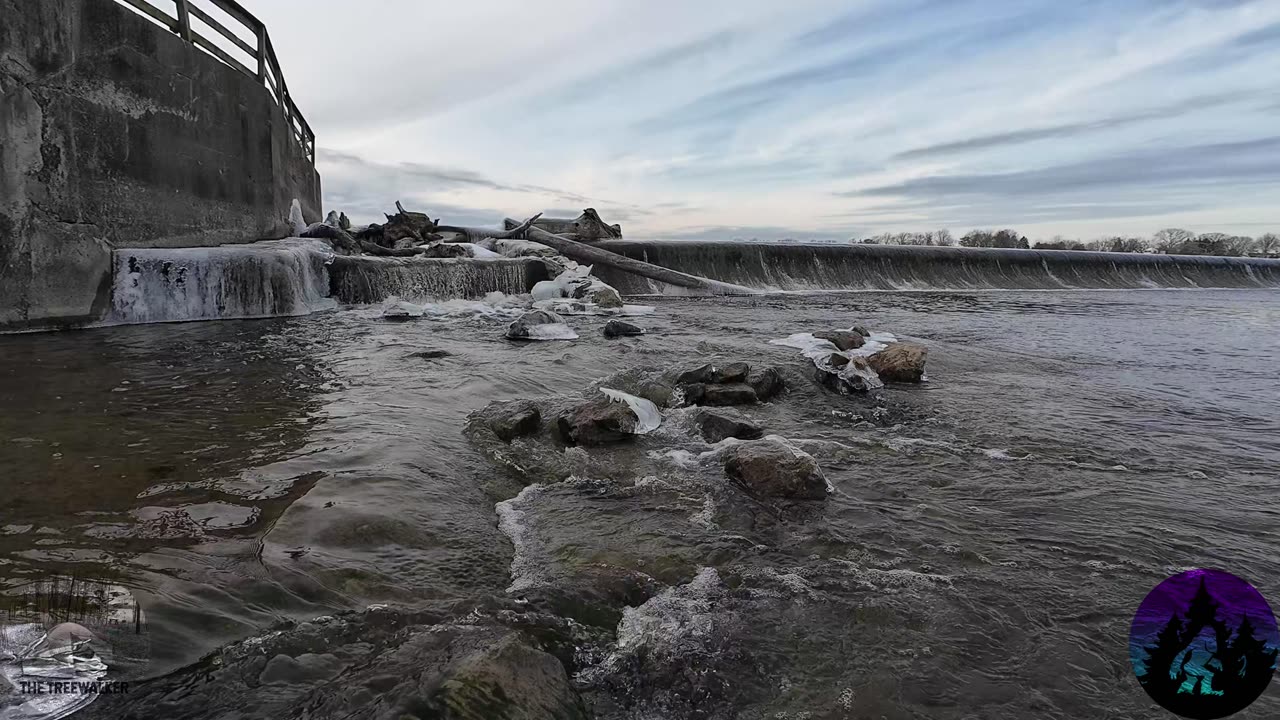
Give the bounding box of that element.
[2,288,1279,718]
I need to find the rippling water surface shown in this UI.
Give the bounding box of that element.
[2,289,1279,718]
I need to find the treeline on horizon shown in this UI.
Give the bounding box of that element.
[846,228,1280,257]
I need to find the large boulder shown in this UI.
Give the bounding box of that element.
[814,330,865,351]
[695,409,764,443]
[603,320,645,338]
[556,398,637,446]
[867,342,928,383]
[722,439,828,500]
[506,310,577,341]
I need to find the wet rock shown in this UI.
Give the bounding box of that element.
[478,400,542,442]
[716,362,750,383]
[409,349,451,360]
[603,320,645,338]
[851,325,870,337]
[867,342,928,383]
[814,354,881,394]
[506,310,576,341]
[722,439,828,500]
[437,634,589,720]
[695,409,764,443]
[523,564,663,629]
[572,280,624,309]
[678,362,750,385]
[827,352,850,369]
[748,366,786,401]
[258,652,348,685]
[683,383,758,407]
[422,242,470,258]
[814,330,865,351]
[557,398,637,446]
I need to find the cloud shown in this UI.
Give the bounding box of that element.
[849,137,1280,199]
[893,92,1254,160]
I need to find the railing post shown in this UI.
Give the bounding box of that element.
[174,0,192,42]
[255,24,267,83]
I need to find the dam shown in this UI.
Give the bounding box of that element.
[592,241,1280,294]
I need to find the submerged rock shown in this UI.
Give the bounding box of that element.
[507,310,577,341]
[814,330,865,351]
[722,439,828,500]
[437,633,589,720]
[867,342,928,382]
[409,349,452,360]
[557,398,637,446]
[603,320,645,338]
[695,409,764,443]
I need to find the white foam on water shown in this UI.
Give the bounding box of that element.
[519,323,580,341]
[981,448,1032,461]
[495,484,546,594]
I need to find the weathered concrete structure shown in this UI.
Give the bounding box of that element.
[1,0,321,330]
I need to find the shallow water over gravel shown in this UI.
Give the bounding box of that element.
[2,289,1279,718]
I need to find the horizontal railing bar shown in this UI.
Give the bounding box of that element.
[190,32,255,78]
[186,3,256,58]
[206,0,260,33]
[116,0,178,32]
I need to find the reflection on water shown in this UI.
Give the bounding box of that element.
[0,289,1278,718]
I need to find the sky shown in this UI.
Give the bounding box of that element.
[235,0,1280,241]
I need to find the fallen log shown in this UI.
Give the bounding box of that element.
[437,213,544,243]
[508,220,749,295]
[359,240,427,257]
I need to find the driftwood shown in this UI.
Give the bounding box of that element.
[506,209,622,242]
[301,222,360,255]
[358,240,426,257]
[510,220,747,295]
[436,213,544,243]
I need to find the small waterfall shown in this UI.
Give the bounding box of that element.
[592,241,1280,292]
[328,256,545,304]
[101,240,337,326]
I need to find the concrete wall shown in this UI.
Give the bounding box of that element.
[0,0,322,330]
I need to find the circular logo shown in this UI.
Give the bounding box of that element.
[1130,568,1279,719]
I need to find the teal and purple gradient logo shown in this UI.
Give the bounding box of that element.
[1130,568,1279,719]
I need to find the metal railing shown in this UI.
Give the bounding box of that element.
[115,0,315,164]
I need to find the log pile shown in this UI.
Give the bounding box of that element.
[301,201,746,295]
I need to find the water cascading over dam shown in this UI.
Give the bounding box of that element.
[591,241,1280,293]
[98,241,545,327]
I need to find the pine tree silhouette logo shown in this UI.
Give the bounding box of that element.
[1130,569,1279,718]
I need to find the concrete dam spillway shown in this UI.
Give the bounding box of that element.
[591,241,1280,294]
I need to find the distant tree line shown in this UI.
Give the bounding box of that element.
[852,228,1280,257]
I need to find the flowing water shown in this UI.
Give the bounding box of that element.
[2,287,1279,718]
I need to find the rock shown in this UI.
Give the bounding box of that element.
[382,300,424,321]
[603,320,645,338]
[716,362,750,383]
[813,355,881,394]
[867,342,928,383]
[422,242,469,258]
[851,325,870,337]
[483,400,542,442]
[722,439,828,500]
[677,365,718,385]
[695,409,764,443]
[409,349,451,360]
[507,310,577,341]
[827,352,850,369]
[572,280,624,309]
[689,383,758,407]
[677,362,749,385]
[748,366,786,401]
[556,398,637,446]
[438,634,589,720]
[814,330,865,351]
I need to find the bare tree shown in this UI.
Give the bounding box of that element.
[1153,228,1196,254]
[1256,233,1280,255]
